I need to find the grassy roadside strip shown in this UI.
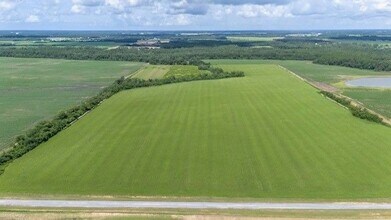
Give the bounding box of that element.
[2,207,391,219]
[0,62,244,174]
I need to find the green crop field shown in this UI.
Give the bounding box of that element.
[209,60,391,83]
[344,88,391,118]
[164,65,210,78]
[270,60,391,119]
[210,60,391,120]
[132,65,170,79]
[0,57,142,149]
[132,65,211,80]
[1,62,391,200]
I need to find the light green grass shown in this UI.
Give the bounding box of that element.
[344,88,391,118]
[208,59,391,119]
[0,57,142,149]
[262,60,391,118]
[209,59,391,83]
[132,65,208,80]
[227,36,282,42]
[132,65,170,80]
[1,63,391,200]
[164,65,210,78]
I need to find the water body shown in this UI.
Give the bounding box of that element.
[346,77,391,88]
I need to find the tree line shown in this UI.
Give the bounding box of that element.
[1,43,391,71]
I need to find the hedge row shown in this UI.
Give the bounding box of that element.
[0,63,244,173]
[320,91,385,125]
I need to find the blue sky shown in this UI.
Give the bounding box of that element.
[1,0,391,30]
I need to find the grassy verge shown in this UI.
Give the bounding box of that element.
[2,207,391,219]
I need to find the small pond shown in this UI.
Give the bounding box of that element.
[346,77,391,88]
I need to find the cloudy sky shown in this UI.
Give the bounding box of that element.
[1,0,391,30]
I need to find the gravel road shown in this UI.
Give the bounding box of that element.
[1,199,391,210]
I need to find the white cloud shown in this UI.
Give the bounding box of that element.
[0,0,17,11]
[73,0,102,7]
[71,4,85,13]
[104,0,148,11]
[71,0,103,13]
[237,4,292,18]
[25,15,40,23]
[160,14,191,26]
[1,0,391,29]
[175,14,191,25]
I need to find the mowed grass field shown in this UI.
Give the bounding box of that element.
[209,60,391,83]
[270,60,391,118]
[1,62,391,199]
[0,57,142,149]
[210,60,391,119]
[271,60,391,118]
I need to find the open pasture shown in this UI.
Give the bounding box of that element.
[0,57,142,149]
[1,62,391,200]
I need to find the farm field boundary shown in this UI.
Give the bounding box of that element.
[0,57,143,150]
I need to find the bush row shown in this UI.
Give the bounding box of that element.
[0,63,244,172]
[320,91,385,125]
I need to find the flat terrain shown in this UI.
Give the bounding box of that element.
[4,199,391,210]
[210,60,391,119]
[132,65,170,79]
[164,65,210,78]
[132,65,210,80]
[3,208,391,220]
[0,57,142,149]
[1,63,391,199]
[273,60,391,118]
[227,36,283,42]
[210,60,391,83]
[344,88,391,118]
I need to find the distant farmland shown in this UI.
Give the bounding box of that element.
[227,36,283,42]
[132,65,170,79]
[0,57,142,149]
[1,62,391,200]
[132,65,211,80]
